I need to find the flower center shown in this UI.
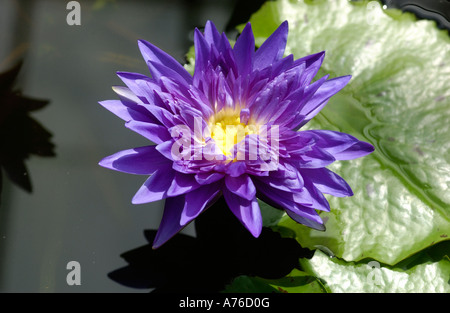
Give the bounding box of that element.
[208,107,256,158]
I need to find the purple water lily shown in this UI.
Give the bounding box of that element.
[99,21,374,248]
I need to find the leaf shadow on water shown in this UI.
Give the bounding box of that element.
[0,61,56,201]
[108,197,314,293]
[0,60,56,289]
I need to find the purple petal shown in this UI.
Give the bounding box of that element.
[233,23,255,76]
[250,69,303,124]
[204,20,221,47]
[186,87,215,118]
[225,174,256,201]
[155,140,177,161]
[255,172,304,193]
[334,140,374,160]
[152,195,186,249]
[132,168,175,204]
[285,209,325,231]
[104,85,156,123]
[293,145,336,169]
[253,21,288,70]
[116,72,157,104]
[268,54,294,79]
[125,120,171,144]
[99,146,170,175]
[193,28,210,79]
[300,130,374,161]
[255,181,325,230]
[145,103,176,128]
[147,60,191,87]
[223,188,262,237]
[295,51,325,86]
[302,168,353,197]
[297,75,352,128]
[167,172,200,197]
[293,179,330,212]
[203,21,236,69]
[195,172,224,185]
[270,161,300,179]
[99,99,150,123]
[300,130,356,154]
[138,39,193,84]
[225,161,247,177]
[111,85,141,103]
[287,75,329,130]
[287,200,325,225]
[254,179,301,210]
[180,182,222,226]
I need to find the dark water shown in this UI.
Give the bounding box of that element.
[384,0,450,31]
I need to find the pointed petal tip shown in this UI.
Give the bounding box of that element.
[131,189,152,204]
[98,159,106,168]
[131,196,142,205]
[116,71,138,81]
[111,86,120,93]
[358,141,376,156]
[307,216,326,231]
[179,215,189,227]
[194,27,205,38]
[338,140,375,160]
[205,20,217,29]
[279,20,289,31]
[315,223,326,232]
[342,74,352,82]
[151,236,167,249]
[241,21,254,34]
[250,224,263,238]
[285,209,326,231]
[151,234,175,249]
[137,39,145,47]
[305,50,325,59]
[98,155,113,168]
[151,240,164,249]
[98,154,119,170]
[317,50,326,62]
[137,39,156,52]
[366,141,375,152]
[332,74,352,87]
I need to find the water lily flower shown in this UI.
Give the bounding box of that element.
[99,21,374,248]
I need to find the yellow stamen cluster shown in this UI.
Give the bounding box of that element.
[209,107,256,158]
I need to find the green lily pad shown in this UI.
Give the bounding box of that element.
[223,241,450,293]
[223,269,330,293]
[300,249,450,293]
[247,0,450,265]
